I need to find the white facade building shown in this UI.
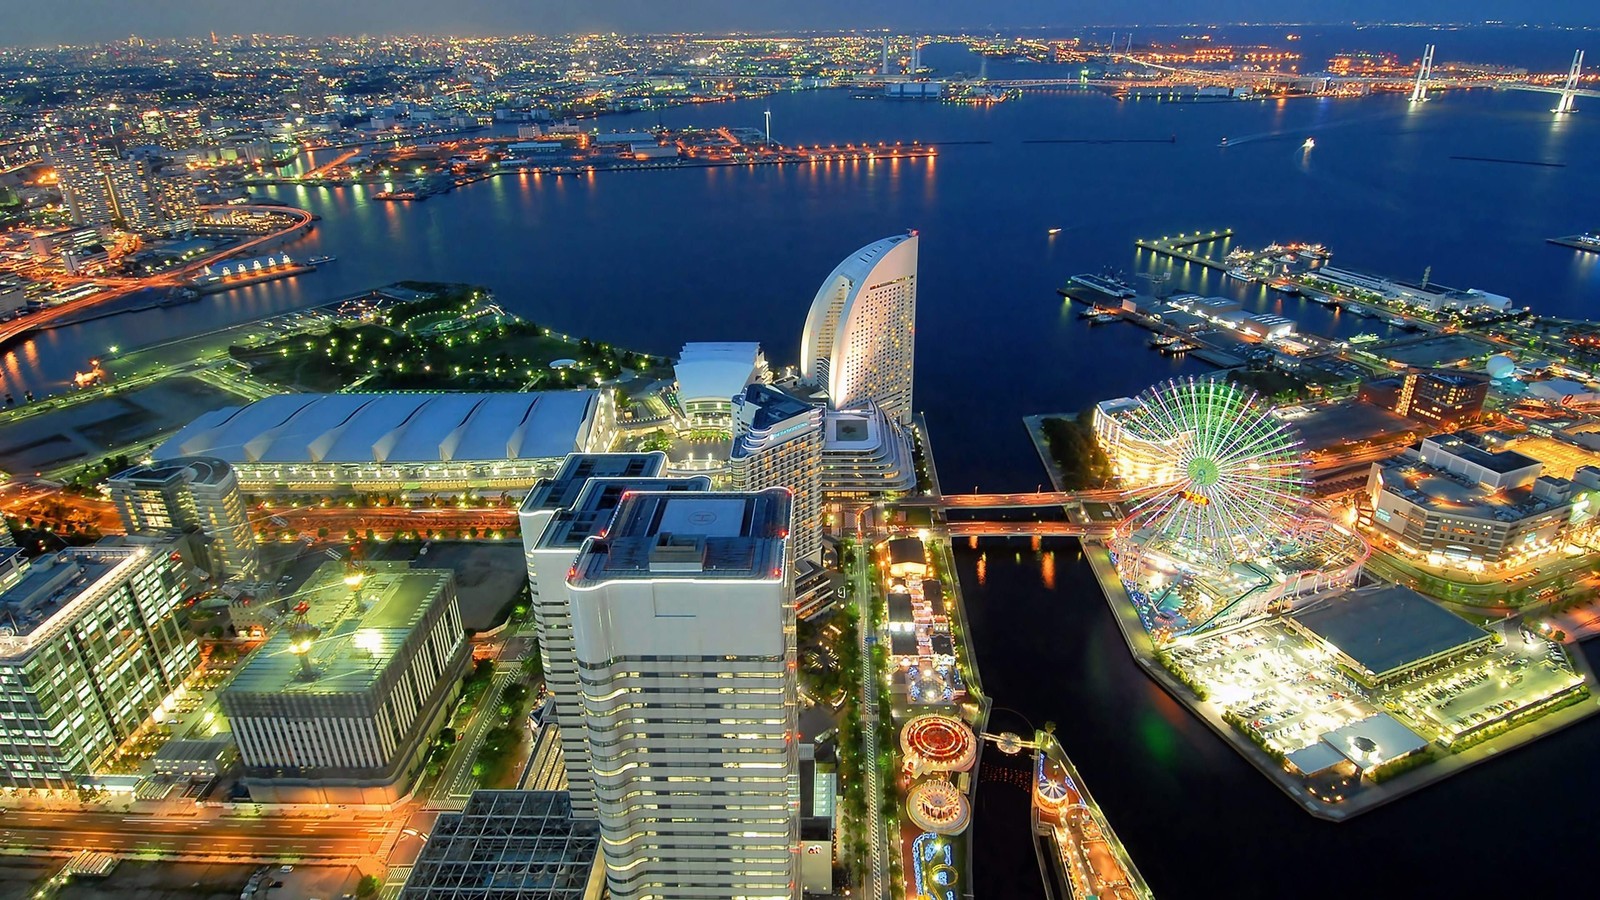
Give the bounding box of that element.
[732,384,825,563]
[517,452,706,819]
[47,143,161,231]
[800,233,919,425]
[108,456,259,578]
[158,391,614,495]
[819,405,918,497]
[673,342,769,427]
[1093,398,1185,487]
[566,489,800,900]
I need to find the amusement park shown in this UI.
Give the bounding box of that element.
[1081,377,1597,817]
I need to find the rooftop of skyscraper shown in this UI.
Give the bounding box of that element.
[0,545,152,656]
[737,383,816,432]
[109,455,236,488]
[521,452,667,513]
[536,476,711,550]
[568,489,791,585]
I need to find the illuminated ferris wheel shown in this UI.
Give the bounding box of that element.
[1121,378,1308,563]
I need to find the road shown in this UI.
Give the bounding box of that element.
[947,521,1113,538]
[899,488,1134,509]
[0,206,314,349]
[851,534,889,900]
[0,807,395,863]
[428,670,515,809]
[269,505,518,540]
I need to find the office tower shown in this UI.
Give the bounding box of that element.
[1358,370,1489,431]
[221,562,468,803]
[0,542,198,789]
[567,489,799,900]
[517,452,706,818]
[800,232,918,424]
[47,143,161,231]
[109,456,259,579]
[732,384,824,564]
[401,791,604,900]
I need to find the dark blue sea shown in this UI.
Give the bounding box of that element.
[7,29,1600,897]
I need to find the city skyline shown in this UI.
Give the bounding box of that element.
[6,2,1600,47]
[0,13,1598,900]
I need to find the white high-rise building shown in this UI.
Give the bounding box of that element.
[566,489,799,900]
[732,384,824,564]
[517,452,707,819]
[47,143,161,231]
[108,456,260,578]
[800,232,919,425]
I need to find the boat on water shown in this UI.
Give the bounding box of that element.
[1219,136,1229,147]
[1302,137,1316,150]
[1226,267,1255,282]
[1048,227,1062,235]
[307,255,336,265]
[1070,273,1137,300]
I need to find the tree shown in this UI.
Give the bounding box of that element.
[356,874,380,897]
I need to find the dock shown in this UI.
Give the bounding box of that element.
[1133,228,1235,270]
[1548,235,1600,254]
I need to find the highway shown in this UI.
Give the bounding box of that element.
[0,807,396,863]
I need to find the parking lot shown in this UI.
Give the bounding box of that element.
[1169,625,1378,757]
[1169,618,1585,758]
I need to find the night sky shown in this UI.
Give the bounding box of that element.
[7,0,1599,46]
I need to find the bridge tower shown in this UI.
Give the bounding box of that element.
[1556,49,1584,114]
[1410,44,1436,103]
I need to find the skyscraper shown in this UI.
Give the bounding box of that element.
[0,542,198,789]
[566,489,799,900]
[109,456,259,578]
[800,232,919,425]
[732,383,824,565]
[47,142,161,231]
[517,452,707,819]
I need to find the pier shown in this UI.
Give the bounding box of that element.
[1134,228,1235,269]
[1548,234,1600,254]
